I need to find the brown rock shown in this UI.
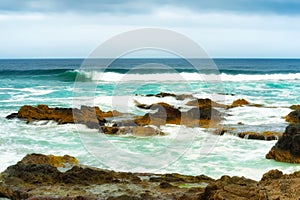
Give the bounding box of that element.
[134,102,222,127]
[6,105,124,129]
[290,105,300,110]
[285,109,300,124]
[20,153,78,168]
[266,124,300,163]
[228,99,250,108]
[186,98,226,108]
[100,126,165,136]
[238,131,282,141]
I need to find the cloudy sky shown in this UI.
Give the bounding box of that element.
[1,0,300,58]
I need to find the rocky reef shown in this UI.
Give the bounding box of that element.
[0,154,300,200]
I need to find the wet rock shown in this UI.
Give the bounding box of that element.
[0,154,214,200]
[227,99,250,108]
[202,175,263,200]
[20,153,78,168]
[186,98,226,108]
[134,102,222,127]
[238,131,282,141]
[285,109,300,124]
[144,92,193,100]
[100,125,165,136]
[290,105,300,110]
[6,105,124,129]
[266,124,300,163]
[5,113,18,119]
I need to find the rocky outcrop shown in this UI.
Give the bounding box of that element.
[101,125,165,136]
[20,153,78,168]
[134,102,222,127]
[238,131,282,141]
[1,154,300,200]
[227,99,263,109]
[6,105,122,129]
[285,109,300,124]
[186,98,226,108]
[203,169,300,200]
[0,154,213,199]
[290,105,300,110]
[266,124,300,163]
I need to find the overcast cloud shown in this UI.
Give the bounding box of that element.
[0,0,300,58]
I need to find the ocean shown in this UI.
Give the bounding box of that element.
[1,58,300,180]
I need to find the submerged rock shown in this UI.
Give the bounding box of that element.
[238,131,282,141]
[266,124,300,163]
[101,125,165,136]
[1,154,300,200]
[144,92,193,100]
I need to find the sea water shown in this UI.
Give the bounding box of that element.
[0,58,300,180]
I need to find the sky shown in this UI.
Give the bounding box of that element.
[1,0,300,58]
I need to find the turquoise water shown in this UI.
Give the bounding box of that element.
[0,58,300,180]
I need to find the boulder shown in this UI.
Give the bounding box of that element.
[266,124,300,163]
[100,125,165,136]
[238,131,282,141]
[134,102,222,127]
[228,99,250,108]
[285,109,300,124]
[186,98,226,108]
[20,153,78,168]
[290,105,300,110]
[6,105,124,129]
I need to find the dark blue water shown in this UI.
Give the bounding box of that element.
[0,59,300,81]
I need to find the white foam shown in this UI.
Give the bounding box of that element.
[77,70,300,82]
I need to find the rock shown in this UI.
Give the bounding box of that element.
[5,113,18,119]
[202,175,263,200]
[144,92,193,100]
[0,154,214,199]
[285,109,300,124]
[100,125,165,136]
[186,98,226,108]
[238,131,282,141]
[228,99,250,108]
[266,124,300,163]
[290,105,300,110]
[259,170,300,199]
[134,102,222,127]
[20,153,78,168]
[2,154,300,200]
[6,105,124,129]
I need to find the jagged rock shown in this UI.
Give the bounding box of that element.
[0,154,213,199]
[6,105,123,129]
[266,124,300,163]
[1,154,300,199]
[20,153,78,168]
[285,109,300,124]
[186,98,226,108]
[134,102,222,127]
[228,99,250,108]
[290,105,300,110]
[202,175,263,200]
[238,131,282,141]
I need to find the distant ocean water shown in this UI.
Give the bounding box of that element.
[0,58,300,180]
